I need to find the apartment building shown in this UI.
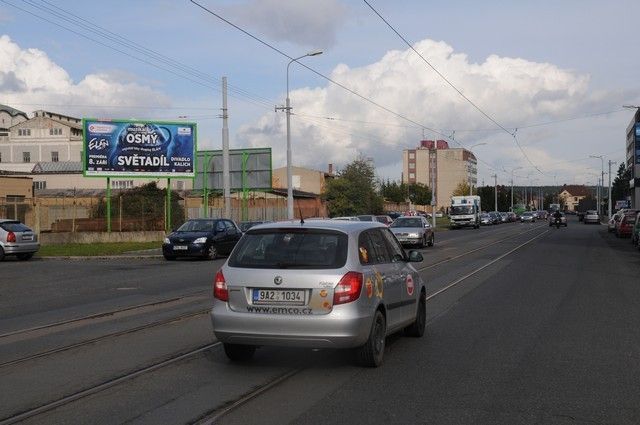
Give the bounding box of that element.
[402,140,477,210]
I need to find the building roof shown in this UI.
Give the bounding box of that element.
[0,104,28,118]
[559,185,591,197]
[32,161,83,174]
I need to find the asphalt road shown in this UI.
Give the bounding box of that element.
[1,218,639,424]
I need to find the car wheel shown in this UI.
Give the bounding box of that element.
[420,235,427,248]
[356,310,386,367]
[206,244,218,260]
[17,253,33,261]
[428,234,434,247]
[0,246,4,261]
[223,343,256,361]
[163,255,176,261]
[404,291,426,337]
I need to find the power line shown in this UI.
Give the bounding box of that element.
[362,0,546,175]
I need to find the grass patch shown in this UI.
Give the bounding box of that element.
[39,241,162,256]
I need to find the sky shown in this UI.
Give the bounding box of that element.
[1,0,639,187]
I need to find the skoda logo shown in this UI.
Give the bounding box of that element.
[274,276,283,285]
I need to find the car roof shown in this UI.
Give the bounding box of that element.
[247,219,386,234]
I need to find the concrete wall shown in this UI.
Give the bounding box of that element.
[272,166,326,194]
[40,231,165,244]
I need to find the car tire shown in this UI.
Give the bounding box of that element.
[163,255,176,261]
[223,343,256,361]
[0,246,4,261]
[428,234,434,247]
[206,244,218,260]
[356,310,386,367]
[404,291,426,337]
[17,253,33,261]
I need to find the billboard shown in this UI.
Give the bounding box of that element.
[83,119,196,178]
[194,148,272,191]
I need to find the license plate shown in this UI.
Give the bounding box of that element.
[173,245,188,250]
[252,289,305,305]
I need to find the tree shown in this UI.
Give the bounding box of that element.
[611,163,631,204]
[323,158,383,217]
[451,181,471,197]
[380,179,407,203]
[476,185,511,212]
[407,183,432,206]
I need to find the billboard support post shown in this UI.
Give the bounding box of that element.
[203,151,209,218]
[166,178,172,232]
[242,152,249,221]
[106,178,111,233]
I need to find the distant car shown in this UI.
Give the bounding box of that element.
[389,216,434,248]
[548,212,567,227]
[375,215,394,226]
[499,212,509,223]
[332,216,361,221]
[387,212,402,220]
[0,219,40,261]
[488,212,501,224]
[630,212,640,247]
[507,212,517,222]
[480,213,492,226]
[162,218,242,260]
[536,211,548,220]
[211,220,427,367]
[616,212,638,238]
[238,221,272,233]
[583,210,600,224]
[357,215,376,222]
[607,215,619,232]
[520,212,536,223]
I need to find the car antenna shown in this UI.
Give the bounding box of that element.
[298,203,305,224]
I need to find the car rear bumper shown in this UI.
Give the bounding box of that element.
[1,242,40,255]
[211,302,373,348]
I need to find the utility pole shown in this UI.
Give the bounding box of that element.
[492,174,498,212]
[608,159,615,219]
[222,77,231,218]
[430,148,436,229]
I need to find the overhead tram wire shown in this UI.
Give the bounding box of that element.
[2,0,277,112]
[362,0,546,176]
[188,0,503,174]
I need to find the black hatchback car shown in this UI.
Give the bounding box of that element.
[162,218,242,260]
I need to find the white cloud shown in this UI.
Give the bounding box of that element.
[236,38,627,184]
[229,0,347,48]
[0,35,171,118]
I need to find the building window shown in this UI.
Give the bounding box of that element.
[51,151,59,162]
[408,163,415,169]
[23,152,30,163]
[18,129,31,136]
[409,152,415,159]
[409,172,415,179]
[34,181,46,190]
[49,128,63,136]
[112,180,134,189]
[6,195,25,203]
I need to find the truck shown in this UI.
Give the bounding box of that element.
[576,198,597,221]
[449,195,481,229]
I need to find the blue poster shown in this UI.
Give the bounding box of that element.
[83,119,196,177]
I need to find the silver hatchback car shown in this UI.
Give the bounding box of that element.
[211,220,426,367]
[0,219,40,261]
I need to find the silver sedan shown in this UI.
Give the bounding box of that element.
[389,216,435,248]
[211,220,426,367]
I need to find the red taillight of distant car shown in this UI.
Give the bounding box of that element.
[6,231,16,243]
[214,270,229,301]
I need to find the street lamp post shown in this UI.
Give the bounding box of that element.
[608,159,616,219]
[506,166,523,211]
[590,155,604,217]
[279,50,323,220]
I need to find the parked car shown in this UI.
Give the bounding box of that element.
[162,218,242,260]
[390,216,435,248]
[536,211,548,220]
[479,213,492,226]
[583,210,600,224]
[332,216,361,221]
[548,212,567,227]
[608,214,620,232]
[238,221,271,233]
[520,212,536,223]
[488,211,501,224]
[375,215,394,226]
[357,215,376,222]
[387,211,402,220]
[507,212,517,222]
[499,212,509,223]
[616,212,638,238]
[211,220,427,367]
[0,219,40,261]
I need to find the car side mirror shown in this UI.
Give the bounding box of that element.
[407,250,423,262]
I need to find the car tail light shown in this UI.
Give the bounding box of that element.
[6,231,16,243]
[333,271,363,305]
[214,270,229,301]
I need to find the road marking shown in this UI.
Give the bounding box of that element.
[426,229,550,301]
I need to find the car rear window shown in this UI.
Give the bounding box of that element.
[0,222,31,232]
[228,228,348,269]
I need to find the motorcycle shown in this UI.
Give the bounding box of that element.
[554,217,561,229]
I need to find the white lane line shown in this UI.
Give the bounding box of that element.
[425,229,550,301]
[418,224,545,272]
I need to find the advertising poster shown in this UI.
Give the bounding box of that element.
[83,119,196,178]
